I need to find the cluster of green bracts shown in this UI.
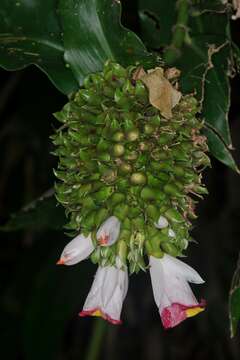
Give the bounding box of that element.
[52,61,210,273]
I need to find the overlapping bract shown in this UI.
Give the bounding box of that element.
[52,61,209,273]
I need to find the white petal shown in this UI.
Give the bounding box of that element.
[149,256,165,308]
[81,266,105,311]
[160,271,198,311]
[149,255,204,307]
[102,266,128,321]
[154,216,168,229]
[97,216,121,246]
[161,254,205,284]
[81,262,128,323]
[59,234,94,265]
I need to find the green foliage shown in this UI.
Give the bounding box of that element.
[0,0,156,95]
[23,257,92,360]
[230,256,240,337]
[0,0,238,170]
[0,192,66,231]
[0,0,78,94]
[138,0,238,171]
[59,0,156,86]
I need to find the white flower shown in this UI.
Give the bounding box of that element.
[149,254,205,329]
[154,215,168,229]
[57,234,94,265]
[97,216,120,246]
[79,258,128,324]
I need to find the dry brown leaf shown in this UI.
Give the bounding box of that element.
[132,66,147,81]
[140,67,181,119]
[164,67,181,80]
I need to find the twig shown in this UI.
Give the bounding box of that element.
[163,0,189,64]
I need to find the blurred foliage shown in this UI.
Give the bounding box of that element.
[230,255,240,337]
[0,0,156,95]
[139,0,238,171]
[0,192,66,231]
[59,0,156,86]
[0,0,78,94]
[0,0,240,359]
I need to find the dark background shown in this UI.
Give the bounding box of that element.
[0,1,240,359]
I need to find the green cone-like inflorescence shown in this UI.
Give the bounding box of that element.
[52,61,210,273]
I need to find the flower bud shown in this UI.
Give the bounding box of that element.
[126,129,140,142]
[130,172,147,185]
[113,131,125,142]
[165,208,184,223]
[113,144,125,157]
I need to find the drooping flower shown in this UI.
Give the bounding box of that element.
[149,254,205,329]
[79,258,128,324]
[96,216,120,246]
[57,234,94,265]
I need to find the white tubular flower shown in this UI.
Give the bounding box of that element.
[57,234,94,266]
[79,258,128,324]
[149,254,205,329]
[154,215,168,229]
[97,216,121,246]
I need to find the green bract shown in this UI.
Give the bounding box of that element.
[52,61,210,273]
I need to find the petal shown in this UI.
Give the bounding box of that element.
[149,256,165,308]
[80,262,128,324]
[154,216,168,229]
[97,216,121,246]
[162,272,199,309]
[57,234,94,265]
[161,301,205,329]
[149,255,205,328]
[161,254,205,284]
[102,266,128,321]
[79,308,122,325]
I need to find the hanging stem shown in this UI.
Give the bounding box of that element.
[164,0,190,65]
[85,319,108,360]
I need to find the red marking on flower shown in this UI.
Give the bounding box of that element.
[56,258,65,265]
[79,308,122,325]
[161,300,206,329]
[99,234,109,246]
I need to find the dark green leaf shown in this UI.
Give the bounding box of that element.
[204,127,239,173]
[0,191,66,231]
[138,0,237,170]
[230,255,240,337]
[139,0,176,48]
[230,288,240,338]
[23,250,93,360]
[59,0,157,85]
[0,0,78,94]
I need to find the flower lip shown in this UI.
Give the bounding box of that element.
[79,308,122,325]
[161,299,206,329]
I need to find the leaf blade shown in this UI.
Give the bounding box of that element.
[59,0,156,85]
[0,0,78,94]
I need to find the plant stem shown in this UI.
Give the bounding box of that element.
[164,0,189,65]
[85,319,108,360]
